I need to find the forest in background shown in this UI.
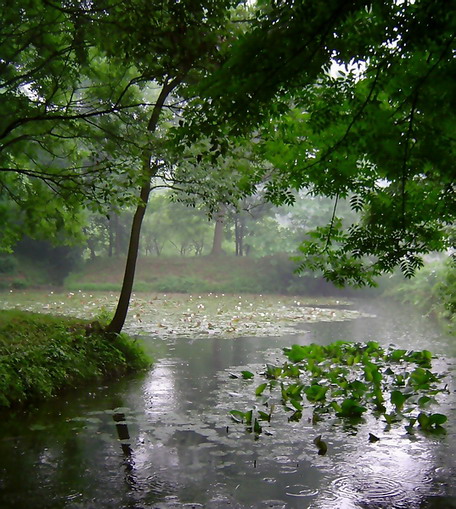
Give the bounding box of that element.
[0,192,453,334]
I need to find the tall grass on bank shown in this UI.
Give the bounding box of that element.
[0,310,151,408]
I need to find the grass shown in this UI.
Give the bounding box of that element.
[64,254,364,297]
[0,310,151,408]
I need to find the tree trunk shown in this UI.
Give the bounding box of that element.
[106,76,183,335]
[106,179,151,334]
[108,215,113,257]
[211,208,225,256]
[234,214,246,256]
[112,213,122,256]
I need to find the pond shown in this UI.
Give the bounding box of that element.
[0,293,455,508]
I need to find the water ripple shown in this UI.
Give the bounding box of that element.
[331,474,407,504]
[285,484,319,498]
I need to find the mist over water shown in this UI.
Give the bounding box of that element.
[0,294,454,508]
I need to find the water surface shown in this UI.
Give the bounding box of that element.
[0,296,454,508]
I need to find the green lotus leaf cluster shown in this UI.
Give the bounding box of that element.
[230,341,448,438]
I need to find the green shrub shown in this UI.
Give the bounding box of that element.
[64,253,377,297]
[385,258,456,334]
[11,279,28,289]
[152,275,214,293]
[64,278,121,292]
[0,255,17,274]
[219,276,263,294]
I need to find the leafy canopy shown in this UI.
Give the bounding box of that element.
[0,0,239,248]
[186,0,456,285]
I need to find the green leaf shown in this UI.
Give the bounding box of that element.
[363,362,382,385]
[429,413,447,426]
[253,418,262,434]
[391,390,408,412]
[383,412,400,425]
[284,344,309,363]
[418,396,432,408]
[330,401,342,413]
[229,410,245,423]
[388,349,407,362]
[313,435,328,455]
[290,399,303,411]
[244,410,253,426]
[258,410,271,422]
[241,370,254,380]
[288,410,302,422]
[409,368,437,389]
[265,364,282,379]
[304,384,328,402]
[336,398,367,418]
[255,383,268,396]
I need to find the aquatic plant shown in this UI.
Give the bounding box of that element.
[230,341,449,438]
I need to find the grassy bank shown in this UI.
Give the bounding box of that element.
[64,254,368,297]
[0,310,151,408]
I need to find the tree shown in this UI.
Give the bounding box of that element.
[211,207,227,256]
[188,0,456,286]
[142,194,213,257]
[100,0,241,333]
[2,0,244,333]
[223,195,274,256]
[1,1,151,248]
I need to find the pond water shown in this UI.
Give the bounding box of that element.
[0,296,455,508]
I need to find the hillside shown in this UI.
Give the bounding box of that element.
[64,254,354,296]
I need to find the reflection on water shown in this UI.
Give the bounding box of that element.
[0,299,454,508]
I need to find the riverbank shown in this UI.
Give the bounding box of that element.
[1,253,373,297]
[0,310,151,408]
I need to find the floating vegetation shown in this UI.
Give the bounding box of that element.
[0,291,372,339]
[229,341,449,438]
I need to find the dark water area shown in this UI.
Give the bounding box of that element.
[0,299,455,508]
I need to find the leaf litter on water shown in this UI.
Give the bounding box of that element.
[0,291,373,339]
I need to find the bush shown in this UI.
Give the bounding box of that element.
[384,258,456,334]
[11,279,28,289]
[152,275,214,293]
[0,255,17,274]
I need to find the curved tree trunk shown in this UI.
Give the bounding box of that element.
[105,178,151,334]
[106,76,183,335]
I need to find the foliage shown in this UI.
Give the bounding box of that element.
[1,0,249,334]
[0,236,83,288]
[230,341,448,437]
[187,0,456,286]
[1,1,154,248]
[4,0,454,335]
[0,310,150,407]
[144,194,214,257]
[0,255,17,274]
[153,275,214,294]
[384,258,456,334]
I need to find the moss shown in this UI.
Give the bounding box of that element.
[0,310,151,408]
